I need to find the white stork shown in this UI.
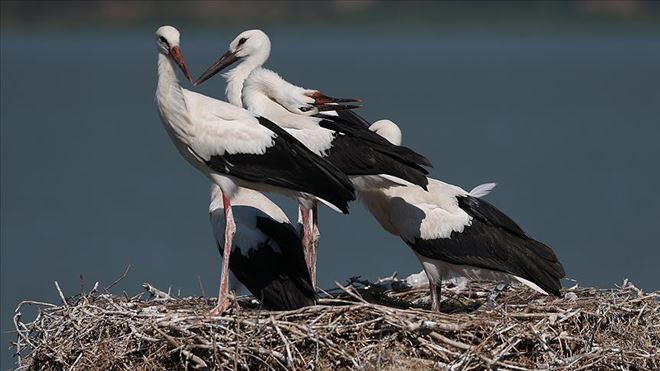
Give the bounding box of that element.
[154,26,355,314]
[209,184,316,310]
[193,29,432,287]
[362,120,566,312]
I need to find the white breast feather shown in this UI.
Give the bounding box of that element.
[182,89,276,158]
[362,178,474,243]
[244,68,312,114]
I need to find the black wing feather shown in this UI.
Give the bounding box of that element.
[203,117,356,213]
[333,110,371,129]
[315,116,432,189]
[323,133,430,190]
[412,196,565,296]
[320,115,433,168]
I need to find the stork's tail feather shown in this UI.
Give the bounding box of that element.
[469,182,497,198]
[259,276,317,310]
[523,239,566,296]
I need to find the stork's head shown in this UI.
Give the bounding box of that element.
[230,29,271,60]
[155,25,192,82]
[369,120,402,145]
[194,29,271,86]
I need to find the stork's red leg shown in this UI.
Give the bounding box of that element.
[309,202,320,287]
[210,193,236,316]
[299,204,316,289]
[429,280,441,313]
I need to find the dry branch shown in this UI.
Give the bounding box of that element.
[12,278,659,370]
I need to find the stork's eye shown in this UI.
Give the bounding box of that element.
[238,37,247,45]
[158,36,168,44]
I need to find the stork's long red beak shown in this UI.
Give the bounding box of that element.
[194,50,239,86]
[313,104,362,112]
[304,91,362,112]
[169,46,192,83]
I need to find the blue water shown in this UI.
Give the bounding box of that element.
[2,25,659,368]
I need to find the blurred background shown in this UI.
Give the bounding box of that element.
[2,1,659,368]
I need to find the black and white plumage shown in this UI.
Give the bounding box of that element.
[202,116,357,213]
[361,120,565,311]
[154,26,354,314]
[193,29,432,287]
[154,26,354,212]
[225,65,432,192]
[210,185,316,310]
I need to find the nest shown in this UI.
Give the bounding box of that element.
[12,277,659,370]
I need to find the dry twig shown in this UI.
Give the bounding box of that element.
[12,279,659,370]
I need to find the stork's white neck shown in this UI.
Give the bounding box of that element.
[225,55,268,107]
[242,68,319,129]
[157,53,182,91]
[155,53,190,145]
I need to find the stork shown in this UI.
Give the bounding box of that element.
[362,120,566,311]
[209,184,316,310]
[194,29,432,287]
[154,26,354,314]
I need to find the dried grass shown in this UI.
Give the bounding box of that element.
[12,277,659,370]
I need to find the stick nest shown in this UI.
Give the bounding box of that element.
[13,278,659,370]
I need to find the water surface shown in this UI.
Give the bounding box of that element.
[2,25,659,368]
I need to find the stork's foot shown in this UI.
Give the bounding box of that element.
[208,297,232,317]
